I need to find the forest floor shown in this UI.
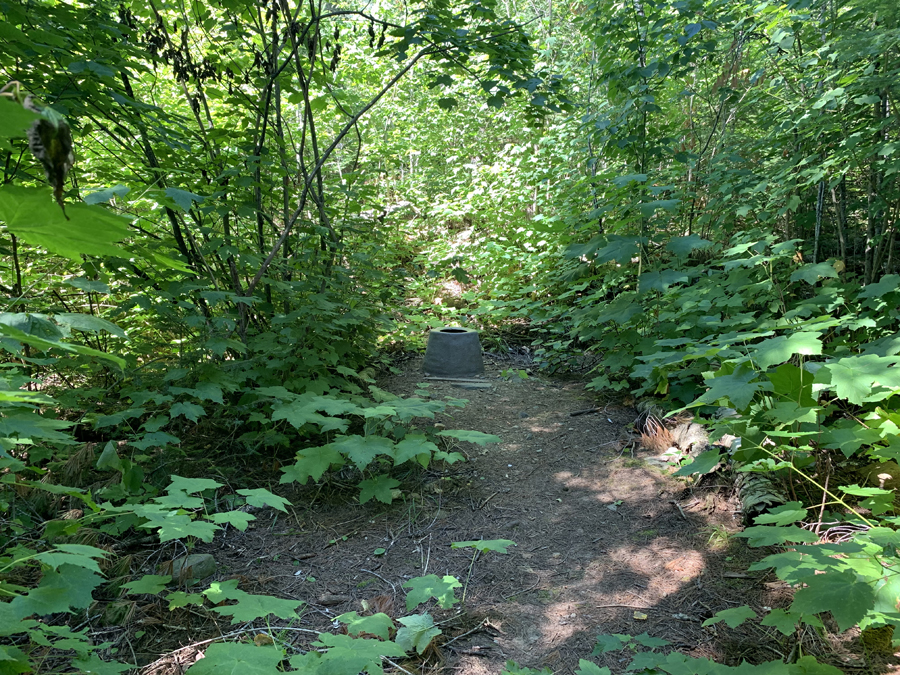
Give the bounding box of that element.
[139,355,871,674]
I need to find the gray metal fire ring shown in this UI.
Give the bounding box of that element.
[422,327,485,378]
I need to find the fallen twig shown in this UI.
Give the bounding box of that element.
[383,657,416,674]
[570,407,600,417]
[360,568,397,595]
[477,491,499,510]
[503,579,543,600]
[442,619,487,647]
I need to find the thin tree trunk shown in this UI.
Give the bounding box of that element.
[814,179,825,264]
[831,176,847,264]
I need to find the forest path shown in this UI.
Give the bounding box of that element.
[197,357,769,674]
[373,356,766,673]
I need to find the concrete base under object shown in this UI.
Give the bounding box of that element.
[423,327,485,378]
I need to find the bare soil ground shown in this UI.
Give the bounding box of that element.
[132,356,874,674]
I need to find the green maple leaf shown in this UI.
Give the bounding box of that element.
[167,475,223,494]
[433,450,466,464]
[594,235,641,263]
[666,234,711,256]
[10,564,101,615]
[72,653,132,675]
[638,269,689,293]
[333,435,395,470]
[0,600,37,632]
[791,571,874,632]
[236,488,290,512]
[760,608,801,636]
[632,632,670,648]
[170,402,206,422]
[137,509,220,543]
[735,526,819,547]
[306,395,363,416]
[393,435,437,466]
[839,484,895,515]
[279,445,345,485]
[129,430,180,450]
[673,449,721,476]
[752,332,822,370]
[858,274,900,300]
[628,653,667,672]
[396,614,442,655]
[165,187,205,212]
[791,656,841,674]
[815,354,900,405]
[702,605,757,628]
[0,411,73,442]
[359,474,401,504]
[0,321,124,369]
[166,591,205,610]
[872,573,900,621]
[388,398,443,420]
[336,611,395,639]
[790,262,839,285]
[0,185,130,260]
[754,502,808,526]
[767,363,817,407]
[696,365,766,411]
[593,294,643,324]
[153,490,204,509]
[765,402,819,425]
[34,544,108,572]
[271,395,354,432]
[750,551,819,585]
[820,423,881,458]
[54,312,126,338]
[203,579,304,624]
[655,653,717,675]
[361,405,399,419]
[170,383,224,404]
[210,511,255,530]
[402,574,462,610]
[311,633,405,675]
[575,660,612,675]
[185,642,283,675]
[452,539,516,554]
[437,430,501,445]
[0,96,41,140]
[591,634,626,655]
[122,574,172,595]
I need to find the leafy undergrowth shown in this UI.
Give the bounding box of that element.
[0,348,849,675]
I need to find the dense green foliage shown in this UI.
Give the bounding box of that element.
[1,0,899,671]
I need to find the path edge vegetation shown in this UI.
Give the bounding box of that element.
[1,0,900,672]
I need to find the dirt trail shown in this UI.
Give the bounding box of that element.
[375,357,767,672]
[183,357,772,674]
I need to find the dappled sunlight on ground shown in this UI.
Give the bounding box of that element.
[185,361,780,675]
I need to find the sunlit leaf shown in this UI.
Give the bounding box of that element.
[0,185,130,259]
[402,574,462,610]
[396,613,442,654]
[336,611,395,639]
[702,606,756,628]
[185,642,283,675]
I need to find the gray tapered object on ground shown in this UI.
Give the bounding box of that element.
[423,327,485,378]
